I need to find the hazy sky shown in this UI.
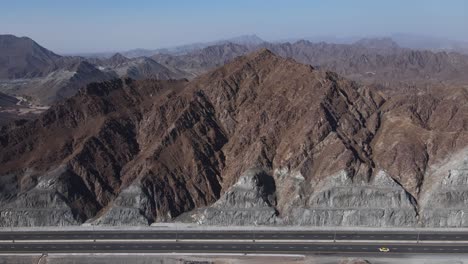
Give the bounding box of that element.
[2,0,467,53]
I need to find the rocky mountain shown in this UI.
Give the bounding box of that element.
[122,34,265,58]
[152,39,468,90]
[0,49,466,227]
[1,59,116,105]
[152,43,251,76]
[0,35,61,79]
[0,35,118,106]
[0,35,186,114]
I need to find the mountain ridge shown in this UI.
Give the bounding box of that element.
[1,49,466,227]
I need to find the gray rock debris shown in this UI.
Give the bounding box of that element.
[185,168,279,225]
[0,166,80,227]
[189,168,418,227]
[420,148,468,227]
[90,184,150,226]
[281,169,418,227]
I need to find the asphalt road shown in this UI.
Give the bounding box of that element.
[1,230,468,254]
[1,241,468,254]
[0,230,467,241]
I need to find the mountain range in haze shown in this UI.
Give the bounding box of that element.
[71,33,468,58]
[2,33,468,126]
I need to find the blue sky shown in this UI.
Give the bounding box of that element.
[2,0,467,53]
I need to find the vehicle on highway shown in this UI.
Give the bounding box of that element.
[378,247,390,252]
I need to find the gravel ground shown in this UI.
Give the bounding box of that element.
[1,254,468,264]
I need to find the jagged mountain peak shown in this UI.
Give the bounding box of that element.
[108,52,130,64]
[200,47,313,82]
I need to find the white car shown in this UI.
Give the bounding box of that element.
[378,247,390,252]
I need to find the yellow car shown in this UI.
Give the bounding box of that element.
[378,247,390,252]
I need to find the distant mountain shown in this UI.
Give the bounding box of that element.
[1,59,116,105]
[0,35,61,79]
[224,34,265,46]
[391,33,468,54]
[89,53,188,80]
[152,38,468,89]
[0,35,117,106]
[353,37,400,53]
[105,53,131,67]
[0,35,186,107]
[120,34,265,58]
[151,43,251,75]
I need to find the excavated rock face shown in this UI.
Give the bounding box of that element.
[0,49,467,227]
[183,168,279,225]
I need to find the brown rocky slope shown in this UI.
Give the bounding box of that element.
[0,49,467,227]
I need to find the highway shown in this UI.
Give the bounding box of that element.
[1,230,468,241]
[1,230,468,254]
